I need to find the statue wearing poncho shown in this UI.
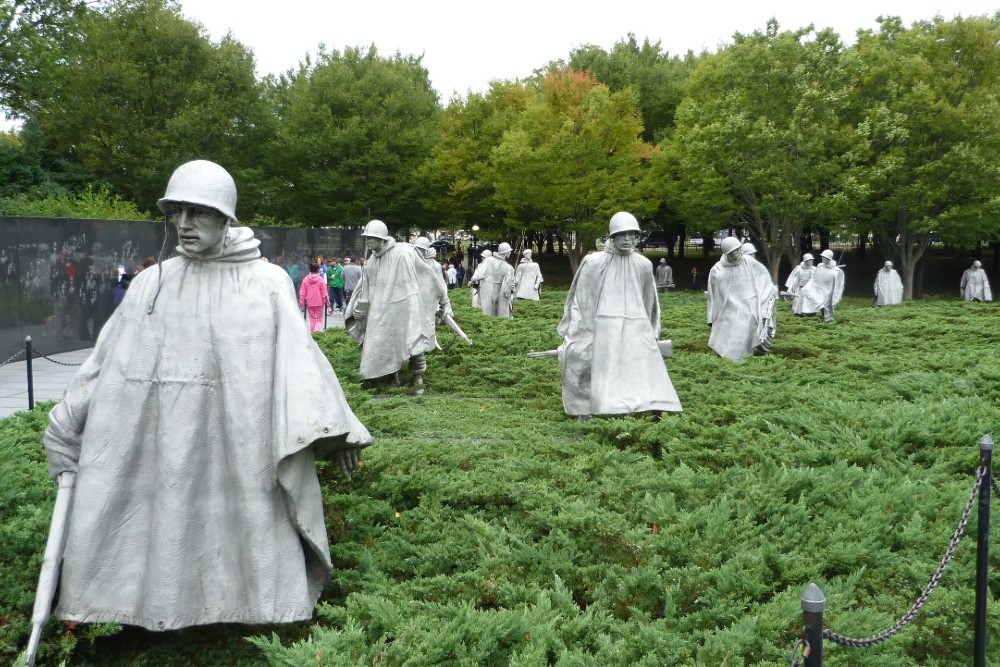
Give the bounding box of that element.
[557,212,682,417]
[513,249,543,300]
[874,261,903,306]
[344,223,442,384]
[42,161,371,631]
[706,238,778,362]
[796,250,845,321]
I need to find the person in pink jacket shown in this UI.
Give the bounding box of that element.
[299,263,331,332]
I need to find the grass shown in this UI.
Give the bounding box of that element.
[3,288,1000,666]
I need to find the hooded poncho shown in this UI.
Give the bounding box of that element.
[471,255,515,317]
[343,239,439,379]
[557,247,682,416]
[874,267,903,306]
[706,252,778,362]
[961,267,993,302]
[514,258,543,300]
[44,226,371,630]
[783,262,815,310]
[796,262,845,316]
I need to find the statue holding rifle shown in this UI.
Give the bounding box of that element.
[706,237,778,361]
[557,212,682,420]
[27,161,371,663]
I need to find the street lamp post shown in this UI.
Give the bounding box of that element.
[471,225,480,268]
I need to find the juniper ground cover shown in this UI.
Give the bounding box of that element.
[3,289,1000,666]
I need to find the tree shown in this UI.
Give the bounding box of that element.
[264,45,440,229]
[0,122,96,197]
[846,15,1000,298]
[491,71,655,273]
[29,0,274,216]
[0,0,100,116]
[567,34,694,142]
[666,21,856,283]
[419,80,531,236]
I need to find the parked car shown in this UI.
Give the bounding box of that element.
[637,230,669,251]
[430,239,456,253]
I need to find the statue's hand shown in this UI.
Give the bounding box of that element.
[333,447,363,482]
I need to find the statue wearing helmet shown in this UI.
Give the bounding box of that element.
[706,236,778,361]
[469,241,516,318]
[40,160,370,635]
[557,212,682,419]
[960,259,993,302]
[874,261,903,306]
[345,223,453,391]
[514,247,544,301]
[796,248,845,320]
[782,252,816,311]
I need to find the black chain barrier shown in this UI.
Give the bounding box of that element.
[0,348,25,369]
[29,349,84,367]
[819,464,986,650]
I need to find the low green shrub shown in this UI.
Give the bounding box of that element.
[3,290,1000,665]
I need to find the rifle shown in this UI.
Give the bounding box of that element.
[440,312,473,349]
[25,471,76,667]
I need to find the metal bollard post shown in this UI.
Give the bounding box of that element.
[25,336,34,411]
[802,583,825,666]
[974,434,993,667]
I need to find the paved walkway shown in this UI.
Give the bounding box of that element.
[0,310,346,420]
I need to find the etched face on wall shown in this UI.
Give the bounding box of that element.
[164,204,228,256]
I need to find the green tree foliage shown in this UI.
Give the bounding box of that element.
[0,0,98,116]
[567,33,695,142]
[264,46,440,228]
[0,123,97,198]
[28,0,274,216]
[666,21,856,282]
[0,184,151,218]
[419,81,530,236]
[491,71,655,272]
[846,15,1000,298]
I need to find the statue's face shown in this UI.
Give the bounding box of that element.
[884,262,892,271]
[726,248,742,262]
[165,203,227,256]
[364,236,385,252]
[804,259,814,267]
[610,230,639,253]
[822,257,835,267]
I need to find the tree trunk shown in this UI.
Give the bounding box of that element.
[857,233,867,260]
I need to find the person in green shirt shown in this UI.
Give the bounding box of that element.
[328,257,345,311]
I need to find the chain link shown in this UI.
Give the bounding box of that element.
[822,464,986,648]
[0,347,25,368]
[28,349,84,367]
[789,638,806,667]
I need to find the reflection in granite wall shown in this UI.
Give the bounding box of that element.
[0,216,364,360]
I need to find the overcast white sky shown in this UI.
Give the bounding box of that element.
[178,0,999,101]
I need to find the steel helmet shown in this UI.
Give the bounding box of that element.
[481,250,493,259]
[523,249,533,259]
[741,242,757,256]
[608,211,641,236]
[497,242,512,257]
[361,220,392,240]
[973,260,982,268]
[413,237,432,251]
[720,237,741,254]
[802,253,814,261]
[820,249,835,261]
[157,160,238,222]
